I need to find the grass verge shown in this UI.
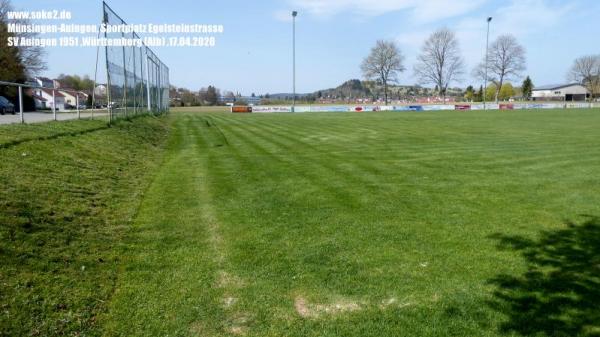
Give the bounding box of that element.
[0,116,169,337]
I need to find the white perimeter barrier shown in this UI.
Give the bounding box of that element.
[234,102,600,113]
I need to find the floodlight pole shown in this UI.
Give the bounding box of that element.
[484,16,492,110]
[292,11,297,113]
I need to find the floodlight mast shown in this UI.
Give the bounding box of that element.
[484,16,492,110]
[292,11,297,113]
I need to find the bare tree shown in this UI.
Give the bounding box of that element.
[361,40,405,105]
[474,34,525,102]
[413,28,464,102]
[0,0,46,76]
[568,55,600,101]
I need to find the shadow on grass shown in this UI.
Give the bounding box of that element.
[0,124,110,149]
[488,216,600,336]
[0,114,155,149]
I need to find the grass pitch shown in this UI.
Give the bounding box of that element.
[2,109,600,336]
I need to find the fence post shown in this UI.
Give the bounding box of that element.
[146,56,151,112]
[76,94,80,119]
[52,89,57,121]
[122,31,128,120]
[18,85,24,124]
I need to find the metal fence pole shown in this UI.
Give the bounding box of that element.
[146,55,151,112]
[76,94,80,119]
[132,37,137,116]
[52,89,57,121]
[18,85,24,124]
[122,30,128,119]
[103,6,112,124]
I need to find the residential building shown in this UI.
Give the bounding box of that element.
[32,88,66,110]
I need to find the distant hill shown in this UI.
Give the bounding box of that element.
[314,79,371,99]
[264,93,311,99]
[262,79,464,101]
[313,79,464,100]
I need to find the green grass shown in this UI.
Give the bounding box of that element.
[104,109,600,336]
[2,109,600,336]
[0,116,169,337]
[0,118,110,147]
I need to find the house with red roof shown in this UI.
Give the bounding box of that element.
[32,88,66,111]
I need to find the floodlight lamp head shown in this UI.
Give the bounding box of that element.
[292,11,298,17]
[487,17,492,22]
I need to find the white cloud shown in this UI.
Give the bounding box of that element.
[288,0,486,22]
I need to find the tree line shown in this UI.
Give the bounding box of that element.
[362,27,599,104]
[0,0,46,107]
[171,86,221,106]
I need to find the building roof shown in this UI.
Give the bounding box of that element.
[31,94,47,101]
[40,88,65,97]
[59,90,89,98]
[533,83,582,91]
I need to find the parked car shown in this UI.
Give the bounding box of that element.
[0,96,16,115]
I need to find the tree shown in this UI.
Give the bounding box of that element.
[0,1,26,103]
[464,85,475,102]
[475,85,483,102]
[521,76,533,101]
[568,55,600,101]
[0,12,25,83]
[180,88,198,106]
[414,28,465,102]
[474,34,526,103]
[233,98,248,106]
[486,84,497,102]
[0,0,46,76]
[499,82,515,101]
[56,74,95,91]
[195,85,221,106]
[361,40,405,105]
[205,86,219,105]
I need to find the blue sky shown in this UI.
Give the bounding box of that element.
[14,0,600,94]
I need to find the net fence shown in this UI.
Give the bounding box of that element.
[103,2,169,121]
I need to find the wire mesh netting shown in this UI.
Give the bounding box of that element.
[103,2,169,121]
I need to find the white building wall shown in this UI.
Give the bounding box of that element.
[35,89,66,110]
[60,91,77,106]
[532,84,589,99]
